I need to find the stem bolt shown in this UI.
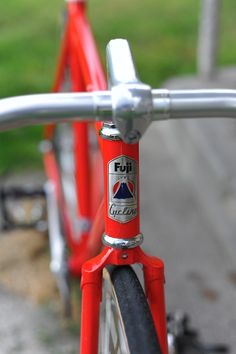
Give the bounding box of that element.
[121,253,128,259]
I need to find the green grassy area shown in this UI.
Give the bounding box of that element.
[0,0,62,173]
[1,0,236,173]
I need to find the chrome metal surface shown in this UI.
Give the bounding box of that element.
[152,89,236,120]
[106,40,139,87]
[2,40,236,140]
[38,140,53,154]
[102,233,143,249]
[169,89,236,119]
[107,39,153,143]
[100,122,121,141]
[151,89,170,120]
[99,269,130,354]
[0,92,112,131]
[44,181,67,275]
[44,180,71,314]
[167,334,176,354]
[2,86,236,137]
[55,124,91,238]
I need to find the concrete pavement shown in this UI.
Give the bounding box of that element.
[141,123,236,352]
[0,286,78,354]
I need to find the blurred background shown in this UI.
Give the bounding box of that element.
[1,0,236,173]
[1,0,236,353]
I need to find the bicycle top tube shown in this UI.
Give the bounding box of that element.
[1,38,236,142]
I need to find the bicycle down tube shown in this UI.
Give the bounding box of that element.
[44,0,107,280]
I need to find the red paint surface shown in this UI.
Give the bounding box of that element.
[44,2,106,270]
[103,139,140,238]
[43,3,168,353]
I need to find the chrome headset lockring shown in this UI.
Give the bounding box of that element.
[102,233,144,249]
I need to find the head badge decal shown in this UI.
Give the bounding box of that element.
[108,156,137,223]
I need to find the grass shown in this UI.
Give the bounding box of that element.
[1,0,236,173]
[0,0,62,173]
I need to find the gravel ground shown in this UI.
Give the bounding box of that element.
[0,286,78,354]
[0,171,79,354]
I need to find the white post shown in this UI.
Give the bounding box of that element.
[197,0,220,79]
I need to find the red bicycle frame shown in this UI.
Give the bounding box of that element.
[44,2,105,275]
[43,2,168,354]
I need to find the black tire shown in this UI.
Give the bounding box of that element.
[99,265,162,354]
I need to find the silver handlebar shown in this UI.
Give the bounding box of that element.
[1,39,236,143]
[152,89,236,120]
[0,92,112,131]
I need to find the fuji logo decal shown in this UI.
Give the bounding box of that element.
[108,156,137,223]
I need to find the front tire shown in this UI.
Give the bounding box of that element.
[99,266,162,354]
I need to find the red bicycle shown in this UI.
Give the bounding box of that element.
[43,3,167,353]
[0,1,233,354]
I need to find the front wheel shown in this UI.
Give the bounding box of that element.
[99,266,162,354]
